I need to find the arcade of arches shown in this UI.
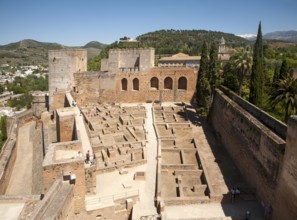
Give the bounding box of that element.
[121,76,188,91]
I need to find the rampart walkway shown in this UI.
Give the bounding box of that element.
[5,121,35,195]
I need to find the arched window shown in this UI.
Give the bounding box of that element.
[121,78,127,91]
[150,77,159,90]
[164,77,173,90]
[178,77,187,90]
[133,78,139,91]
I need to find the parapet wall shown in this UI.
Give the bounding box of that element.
[273,116,297,220]
[0,110,33,194]
[218,86,287,139]
[209,88,286,205]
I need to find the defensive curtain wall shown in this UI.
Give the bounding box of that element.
[72,68,196,105]
[209,86,297,220]
[48,48,196,107]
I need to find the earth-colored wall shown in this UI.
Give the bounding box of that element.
[73,67,196,104]
[102,48,155,73]
[273,116,297,220]
[43,159,85,214]
[0,110,34,194]
[209,89,286,207]
[56,108,76,142]
[48,49,87,110]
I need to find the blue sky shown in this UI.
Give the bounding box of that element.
[0,0,296,46]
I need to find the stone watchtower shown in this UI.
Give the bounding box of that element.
[101,48,155,73]
[48,49,87,111]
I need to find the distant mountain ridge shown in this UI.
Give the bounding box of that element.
[82,41,106,49]
[264,30,297,42]
[0,39,106,65]
[238,30,297,42]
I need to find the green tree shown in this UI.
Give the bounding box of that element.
[279,59,289,80]
[208,42,220,88]
[196,41,211,117]
[272,64,280,84]
[223,62,239,93]
[196,76,212,117]
[0,116,7,150]
[249,22,265,107]
[232,46,252,96]
[269,76,297,122]
[198,41,209,79]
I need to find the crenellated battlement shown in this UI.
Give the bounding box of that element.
[101,48,155,73]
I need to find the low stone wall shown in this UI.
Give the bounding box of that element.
[96,159,147,174]
[42,159,85,214]
[218,86,287,139]
[0,139,17,194]
[15,109,34,125]
[30,179,74,220]
[163,196,210,206]
[209,88,286,206]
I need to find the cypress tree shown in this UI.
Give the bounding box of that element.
[209,42,220,88]
[272,65,280,84]
[197,41,209,80]
[249,22,265,107]
[279,59,289,80]
[196,76,211,117]
[196,41,211,117]
[0,116,7,142]
[196,41,209,101]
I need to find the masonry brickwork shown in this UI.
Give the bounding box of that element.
[72,67,196,104]
[42,156,85,214]
[56,107,76,142]
[209,88,297,219]
[101,48,154,73]
[31,91,48,118]
[48,49,87,111]
[47,48,197,106]
[273,116,297,220]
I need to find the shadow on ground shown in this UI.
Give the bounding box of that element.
[174,103,265,219]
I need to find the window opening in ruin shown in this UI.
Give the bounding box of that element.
[133,78,139,91]
[164,77,173,90]
[121,78,128,91]
[178,77,187,90]
[53,57,56,62]
[150,77,159,90]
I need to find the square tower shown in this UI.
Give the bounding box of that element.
[48,49,87,111]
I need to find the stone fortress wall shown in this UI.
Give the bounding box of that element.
[209,87,297,220]
[72,68,196,105]
[48,49,87,111]
[101,48,155,73]
[38,47,195,116]
[27,47,297,219]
